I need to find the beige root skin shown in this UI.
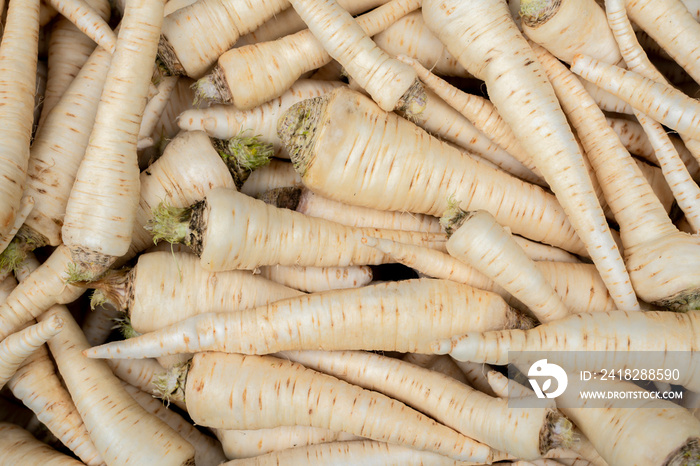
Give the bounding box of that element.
[624,232,700,311]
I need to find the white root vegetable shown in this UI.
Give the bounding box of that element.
[258,264,373,293]
[0,315,63,389]
[84,278,531,359]
[178,80,343,158]
[238,0,393,46]
[520,0,622,65]
[47,0,116,53]
[442,209,570,323]
[158,0,290,78]
[571,55,700,140]
[0,245,84,341]
[362,237,616,314]
[625,0,700,85]
[536,45,700,309]
[421,0,639,311]
[37,0,110,130]
[0,423,84,466]
[606,116,700,180]
[434,310,700,391]
[149,187,450,271]
[38,305,196,466]
[407,89,544,186]
[279,350,573,459]
[398,55,538,175]
[7,346,103,465]
[555,377,700,465]
[89,251,303,333]
[401,353,469,384]
[116,130,237,265]
[214,426,360,459]
[14,44,113,255]
[240,160,302,197]
[122,382,227,466]
[195,0,421,110]
[373,11,471,77]
[81,303,120,346]
[219,439,484,465]
[288,0,424,115]
[0,0,41,254]
[61,0,165,278]
[279,87,587,256]
[263,186,443,233]
[161,352,496,462]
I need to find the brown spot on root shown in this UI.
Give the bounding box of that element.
[664,438,700,466]
[258,187,302,210]
[157,35,185,76]
[395,78,427,119]
[654,287,700,312]
[67,248,117,282]
[187,200,207,257]
[505,306,538,330]
[277,95,329,178]
[539,410,574,454]
[439,202,473,237]
[520,0,562,27]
